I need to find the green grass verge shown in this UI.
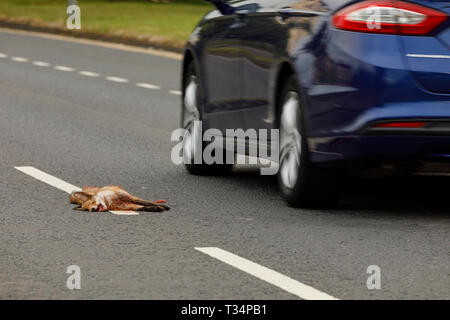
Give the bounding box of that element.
[0,0,211,50]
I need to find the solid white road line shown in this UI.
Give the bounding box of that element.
[33,61,50,67]
[195,247,338,300]
[14,166,138,216]
[11,56,28,62]
[106,76,129,83]
[109,210,139,216]
[15,166,81,194]
[136,83,161,90]
[0,53,7,58]
[79,71,100,77]
[54,65,75,72]
[169,90,182,96]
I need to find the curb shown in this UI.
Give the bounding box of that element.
[0,17,185,54]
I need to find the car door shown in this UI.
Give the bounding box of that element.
[202,8,247,133]
[237,0,281,133]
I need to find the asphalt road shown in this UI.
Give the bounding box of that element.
[0,29,448,300]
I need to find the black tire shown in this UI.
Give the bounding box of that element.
[181,62,233,175]
[277,75,339,208]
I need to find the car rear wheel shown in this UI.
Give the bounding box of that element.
[182,63,232,175]
[277,75,339,208]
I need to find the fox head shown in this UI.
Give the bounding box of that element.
[81,199,107,212]
[70,191,106,212]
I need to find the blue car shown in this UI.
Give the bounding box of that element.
[180,0,450,207]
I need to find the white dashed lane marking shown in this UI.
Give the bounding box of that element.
[106,76,129,83]
[54,65,75,72]
[136,83,161,90]
[196,247,338,300]
[169,90,182,96]
[15,166,139,216]
[33,61,50,67]
[1,52,175,95]
[11,56,28,62]
[79,71,100,77]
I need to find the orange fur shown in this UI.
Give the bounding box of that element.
[70,186,169,212]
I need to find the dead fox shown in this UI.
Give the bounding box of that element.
[69,186,169,212]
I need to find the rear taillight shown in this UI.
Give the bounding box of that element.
[332,0,447,35]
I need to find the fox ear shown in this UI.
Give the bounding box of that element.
[70,191,92,204]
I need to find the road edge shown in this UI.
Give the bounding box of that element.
[0,19,183,60]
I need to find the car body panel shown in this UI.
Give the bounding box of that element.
[399,1,450,94]
[184,0,450,166]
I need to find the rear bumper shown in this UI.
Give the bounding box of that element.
[309,134,450,164]
[309,96,450,164]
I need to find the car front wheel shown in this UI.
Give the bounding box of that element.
[181,62,232,175]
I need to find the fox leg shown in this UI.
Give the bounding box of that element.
[129,196,170,210]
[136,206,166,212]
[153,200,170,210]
[129,196,160,206]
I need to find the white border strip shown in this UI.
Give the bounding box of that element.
[15,166,138,216]
[195,247,338,300]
